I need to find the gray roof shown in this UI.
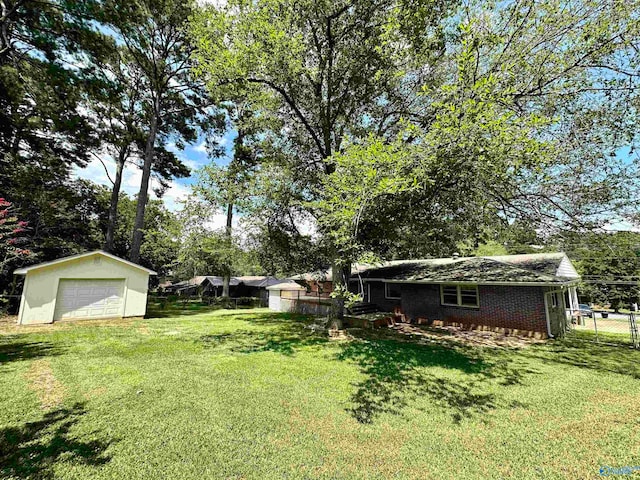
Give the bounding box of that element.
[166,275,284,290]
[235,276,282,288]
[356,253,579,285]
[203,276,241,287]
[266,280,306,291]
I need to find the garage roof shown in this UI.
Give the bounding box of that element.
[13,250,157,275]
[266,281,306,291]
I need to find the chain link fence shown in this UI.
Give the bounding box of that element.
[567,310,640,348]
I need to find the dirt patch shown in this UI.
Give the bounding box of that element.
[0,314,18,328]
[137,324,151,335]
[84,386,108,400]
[25,359,65,409]
[0,317,138,335]
[390,323,545,349]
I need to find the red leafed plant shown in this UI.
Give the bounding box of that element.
[0,198,34,273]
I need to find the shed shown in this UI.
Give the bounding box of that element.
[266,281,306,312]
[14,250,156,325]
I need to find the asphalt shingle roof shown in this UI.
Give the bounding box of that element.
[357,253,576,284]
[292,253,578,285]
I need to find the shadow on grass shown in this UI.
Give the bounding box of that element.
[525,337,640,379]
[200,316,534,424]
[337,337,501,424]
[201,319,328,356]
[0,403,112,479]
[146,302,224,319]
[0,339,64,366]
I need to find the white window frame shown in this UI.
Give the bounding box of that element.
[440,284,479,308]
[385,282,402,299]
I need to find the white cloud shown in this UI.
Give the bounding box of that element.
[181,157,201,172]
[72,153,195,212]
[193,140,208,153]
[603,220,640,233]
[161,181,192,212]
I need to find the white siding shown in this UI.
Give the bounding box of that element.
[268,290,281,311]
[18,253,150,325]
[557,256,580,279]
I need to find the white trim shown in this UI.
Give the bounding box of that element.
[17,274,29,325]
[122,277,130,318]
[385,279,580,287]
[440,284,480,308]
[13,250,156,275]
[544,291,553,338]
[384,282,401,299]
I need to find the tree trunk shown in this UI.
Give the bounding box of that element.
[221,201,233,298]
[329,259,350,329]
[104,148,126,253]
[130,109,158,264]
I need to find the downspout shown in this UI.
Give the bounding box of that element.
[544,284,571,338]
[544,290,554,338]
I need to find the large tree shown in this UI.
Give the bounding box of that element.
[191,0,450,320]
[192,0,640,285]
[104,0,214,263]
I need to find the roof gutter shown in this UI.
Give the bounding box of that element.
[356,278,581,287]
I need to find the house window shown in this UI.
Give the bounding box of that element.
[385,283,402,299]
[440,284,479,308]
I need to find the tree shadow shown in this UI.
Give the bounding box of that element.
[0,339,63,366]
[337,330,541,424]
[200,323,329,356]
[146,303,224,319]
[524,338,640,379]
[202,315,536,424]
[0,403,112,479]
[337,337,500,424]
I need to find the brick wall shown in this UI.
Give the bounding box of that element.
[306,280,333,297]
[369,283,548,333]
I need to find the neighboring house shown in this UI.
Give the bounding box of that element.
[234,276,283,304]
[289,253,580,337]
[163,276,239,296]
[289,264,374,298]
[14,250,156,325]
[164,275,284,304]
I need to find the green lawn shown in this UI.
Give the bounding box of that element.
[2,308,640,479]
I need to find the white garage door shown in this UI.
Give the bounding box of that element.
[268,291,281,311]
[54,279,125,321]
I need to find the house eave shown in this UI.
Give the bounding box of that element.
[359,278,581,287]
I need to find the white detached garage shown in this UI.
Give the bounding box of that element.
[266,281,306,312]
[14,250,156,325]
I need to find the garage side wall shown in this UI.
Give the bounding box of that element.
[19,255,149,325]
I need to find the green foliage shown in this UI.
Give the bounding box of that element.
[315,66,553,265]
[191,0,640,281]
[560,231,640,309]
[94,188,181,276]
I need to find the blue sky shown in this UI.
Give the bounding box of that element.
[73,130,237,214]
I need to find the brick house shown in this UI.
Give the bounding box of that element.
[292,253,581,337]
